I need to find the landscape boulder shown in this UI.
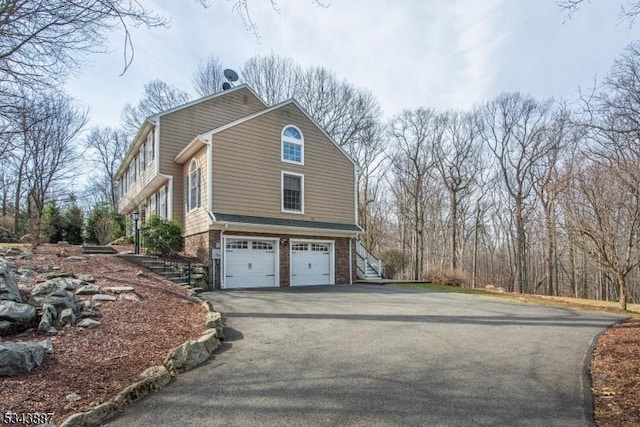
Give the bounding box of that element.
[92,294,116,302]
[59,308,76,326]
[113,365,171,408]
[0,340,52,376]
[0,264,21,303]
[37,303,56,334]
[75,284,101,295]
[30,280,84,315]
[164,340,211,374]
[74,274,95,283]
[0,300,36,335]
[77,318,100,329]
[205,311,225,340]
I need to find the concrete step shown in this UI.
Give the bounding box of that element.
[82,245,118,254]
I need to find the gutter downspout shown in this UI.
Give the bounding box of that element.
[220,227,226,289]
[349,238,353,285]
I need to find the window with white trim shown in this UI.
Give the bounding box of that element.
[226,240,248,249]
[282,172,303,213]
[149,193,156,215]
[158,186,167,218]
[311,243,329,252]
[281,125,303,164]
[139,146,146,174]
[146,131,154,166]
[252,241,274,250]
[187,159,200,212]
[291,243,307,251]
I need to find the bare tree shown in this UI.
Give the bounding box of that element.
[480,93,556,294]
[241,53,301,105]
[84,126,129,209]
[350,120,387,251]
[0,0,167,92]
[562,158,640,310]
[529,107,575,295]
[121,79,191,138]
[565,41,640,309]
[558,0,640,22]
[433,109,484,271]
[229,0,330,39]
[388,108,445,280]
[9,92,87,243]
[193,55,226,97]
[296,66,382,150]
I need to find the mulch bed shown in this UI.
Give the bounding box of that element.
[591,318,640,426]
[0,245,207,425]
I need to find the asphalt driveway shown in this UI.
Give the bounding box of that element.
[105,285,626,426]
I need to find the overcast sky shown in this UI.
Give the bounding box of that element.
[65,0,639,129]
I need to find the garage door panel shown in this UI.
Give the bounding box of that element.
[225,239,276,289]
[291,241,333,286]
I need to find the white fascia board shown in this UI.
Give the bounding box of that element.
[175,136,207,164]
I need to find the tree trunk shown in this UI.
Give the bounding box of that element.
[616,273,628,311]
[514,197,528,293]
[450,191,458,270]
[544,202,555,296]
[471,200,481,289]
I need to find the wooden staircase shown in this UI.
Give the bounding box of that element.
[356,241,384,280]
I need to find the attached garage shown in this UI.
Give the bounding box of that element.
[290,240,334,286]
[224,237,278,289]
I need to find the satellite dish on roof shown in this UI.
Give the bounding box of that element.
[222,82,232,91]
[224,68,239,82]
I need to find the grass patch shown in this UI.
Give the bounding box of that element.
[389,282,496,296]
[388,282,640,317]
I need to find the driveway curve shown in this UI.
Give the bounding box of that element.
[105,285,626,426]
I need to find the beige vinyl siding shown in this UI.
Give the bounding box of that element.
[183,146,209,236]
[157,88,265,224]
[212,103,356,224]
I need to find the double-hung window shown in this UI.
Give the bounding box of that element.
[281,126,303,164]
[139,146,146,174]
[146,131,154,167]
[158,186,167,218]
[188,159,200,212]
[282,172,303,213]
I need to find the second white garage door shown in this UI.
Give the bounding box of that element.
[224,238,277,289]
[291,241,333,286]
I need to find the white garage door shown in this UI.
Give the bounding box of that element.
[291,241,333,286]
[224,239,276,289]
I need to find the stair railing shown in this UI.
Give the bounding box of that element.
[140,229,192,287]
[355,240,384,278]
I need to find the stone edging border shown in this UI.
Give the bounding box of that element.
[57,296,224,427]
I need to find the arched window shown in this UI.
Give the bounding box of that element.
[188,159,201,211]
[281,125,304,164]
